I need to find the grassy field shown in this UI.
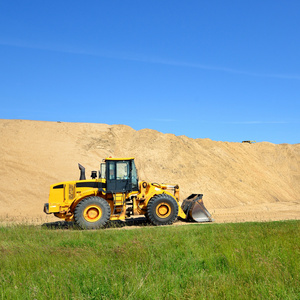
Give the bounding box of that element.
[0,220,299,299]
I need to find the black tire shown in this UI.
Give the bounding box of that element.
[144,211,150,222]
[74,196,111,229]
[147,194,179,226]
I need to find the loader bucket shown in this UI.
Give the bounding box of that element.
[181,194,213,222]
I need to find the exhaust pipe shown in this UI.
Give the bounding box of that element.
[78,163,86,180]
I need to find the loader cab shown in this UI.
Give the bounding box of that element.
[100,158,139,193]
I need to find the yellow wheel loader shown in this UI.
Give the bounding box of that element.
[44,157,213,229]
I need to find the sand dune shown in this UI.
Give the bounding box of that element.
[0,119,299,224]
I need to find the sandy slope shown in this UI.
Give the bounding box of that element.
[0,119,299,224]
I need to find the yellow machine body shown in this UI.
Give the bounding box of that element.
[44,157,213,228]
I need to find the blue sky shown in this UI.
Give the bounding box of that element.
[0,0,299,144]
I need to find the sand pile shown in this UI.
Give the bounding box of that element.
[0,119,299,224]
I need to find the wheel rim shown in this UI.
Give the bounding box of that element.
[83,205,102,222]
[156,202,172,218]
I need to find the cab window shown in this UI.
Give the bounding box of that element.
[108,162,115,180]
[131,160,138,190]
[100,163,106,179]
[116,161,129,179]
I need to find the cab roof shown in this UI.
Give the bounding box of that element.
[104,157,135,161]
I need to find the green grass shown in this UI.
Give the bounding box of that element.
[0,220,299,299]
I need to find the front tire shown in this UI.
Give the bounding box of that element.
[147,194,179,226]
[74,196,111,229]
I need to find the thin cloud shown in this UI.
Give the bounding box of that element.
[131,57,300,80]
[1,39,300,80]
[206,120,295,125]
[222,121,291,124]
[145,119,296,125]
[149,118,177,122]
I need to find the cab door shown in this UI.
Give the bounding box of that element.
[106,160,132,193]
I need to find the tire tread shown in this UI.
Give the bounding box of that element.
[74,196,111,229]
[147,194,178,226]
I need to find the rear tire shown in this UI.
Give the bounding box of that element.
[74,196,111,229]
[147,194,178,226]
